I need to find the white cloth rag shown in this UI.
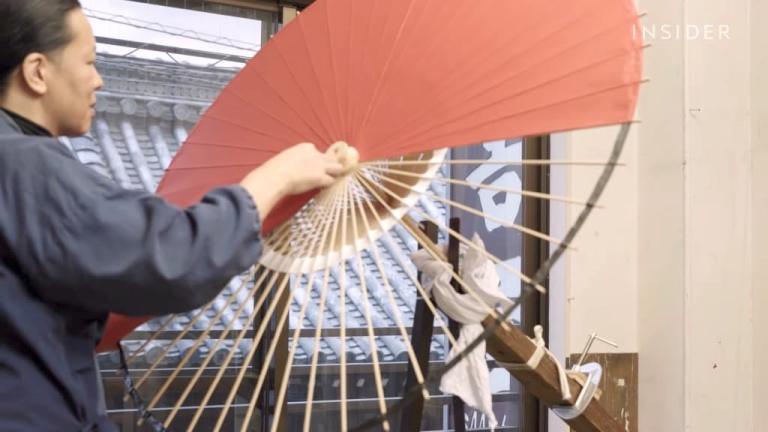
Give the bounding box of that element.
[410,234,514,430]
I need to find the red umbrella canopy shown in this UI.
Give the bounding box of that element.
[97,0,642,352]
[158,0,641,232]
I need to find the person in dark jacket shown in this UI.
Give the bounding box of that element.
[0,1,343,430]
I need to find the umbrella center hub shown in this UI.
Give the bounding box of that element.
[328,140,359,175]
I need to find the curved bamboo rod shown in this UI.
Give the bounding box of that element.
[299,183,349,432]
[364,164,599,208]
[209,187,341,430]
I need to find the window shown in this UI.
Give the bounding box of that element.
[84,2,548,430]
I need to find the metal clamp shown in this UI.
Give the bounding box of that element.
[573,332,618,371]
[551,362,603,420]
[551,331,617,420]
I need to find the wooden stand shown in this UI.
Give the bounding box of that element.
[401,216,624,432]
[484,319,622,432]
[401,219,466,432]
[252,271,289,432]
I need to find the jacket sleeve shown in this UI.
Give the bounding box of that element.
[0,138,263,316]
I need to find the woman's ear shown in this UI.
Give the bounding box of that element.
[20,53,49,96]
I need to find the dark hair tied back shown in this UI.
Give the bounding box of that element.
[0,0,82,94]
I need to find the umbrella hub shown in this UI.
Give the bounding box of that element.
[328,140,359,175]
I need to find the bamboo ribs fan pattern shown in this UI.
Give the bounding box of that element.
[97,0,643,430]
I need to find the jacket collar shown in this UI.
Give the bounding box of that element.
[0,108,22,135]
[0,108,52,137]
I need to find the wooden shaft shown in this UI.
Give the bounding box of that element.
[400,221,439,432]
[483,317,623,432]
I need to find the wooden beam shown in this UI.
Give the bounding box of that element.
[207,0,314,12]
[568,353,639,432]
[522,135,550,431]
[483,317,623,432]
[207,0,280,12]
[281,5,298,25]
[400,221,440,432]
[446,217,466,432]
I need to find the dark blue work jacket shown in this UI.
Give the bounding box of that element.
[0,110,263,431]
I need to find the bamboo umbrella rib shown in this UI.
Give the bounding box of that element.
[158,214,302,428]
[295,16,344,142]
[138,268,277,425]
[355,0,419,144]
[129,221,297,395]
[124,222,293,367]
[350,179,430,400]
[348,178,391,432]
[236,273,292,431]
[124,300,215,394]
[354,178,459,348]
[371,170,565,247]
[339,181,350,432]
[247,272,315,432]
[243,188,342,431]
[360,159,622,167]
[125,314,177,363]
[209,187,339,431]
[161,264,276,428]
[300,183,349,432]
[184,280,283,430]
[353,172,509,326]
[128,265,261,396]
[349,123,632,432]
[135,206,307,421]
[363,165,598,208]
[263,252,338,431]
[357,170,546,292]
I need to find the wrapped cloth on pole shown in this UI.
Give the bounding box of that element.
[411,234,514,429]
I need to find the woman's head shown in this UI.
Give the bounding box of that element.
[0,0,103,136]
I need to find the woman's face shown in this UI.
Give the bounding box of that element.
[44,8,103,137]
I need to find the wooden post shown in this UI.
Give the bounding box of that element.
[271,282,290,432]
[447,217,466,432]
[522,135,550,431]
[249,272,289,432]
[281,4,298,25]
[400,221,439,432]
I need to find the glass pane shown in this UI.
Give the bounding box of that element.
[449,140,525,431]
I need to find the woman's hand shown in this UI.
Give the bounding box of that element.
[239,143,345,218]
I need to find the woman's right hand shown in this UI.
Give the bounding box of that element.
[239,143,345,218]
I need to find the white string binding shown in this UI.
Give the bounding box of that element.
[496,324,572,401]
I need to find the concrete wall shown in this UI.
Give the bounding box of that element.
[634,2,687,431]
[682,1,753,430]
[562,125,640,356]
[750,0,768,428]
[552,0,765,430]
